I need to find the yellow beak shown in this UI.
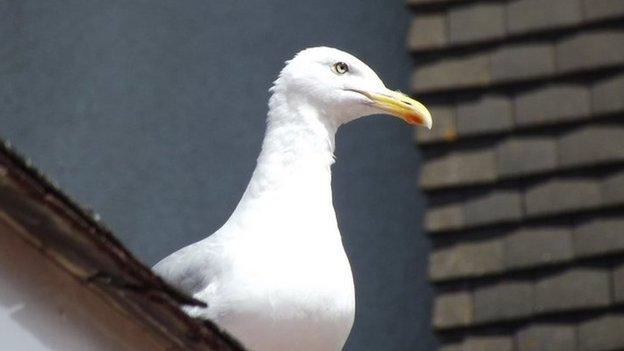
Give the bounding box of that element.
[352,89,432,129]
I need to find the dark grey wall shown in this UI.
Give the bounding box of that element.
[0,1,434,350]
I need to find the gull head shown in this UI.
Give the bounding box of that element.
[271,47,432,129]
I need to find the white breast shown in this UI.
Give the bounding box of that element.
[186,223,356,351]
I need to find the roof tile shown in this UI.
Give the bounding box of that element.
[433,291,474,329]
[591,72,624,115]
[473,280,534,322]
[516,324,578,351]
[613,264,624,303]
[429,239,504,281]
[415,105,457,144]
[425,202,465,232]
[556,29,624,73]
[412,53,491,93]
[464,336,513,351]
[506,0,583,35]
[573,218,624,258]
[490,43,556,83]
[504,226,573,270]
[448,3,506,45]
[582,0,624,21]
[496,136,558,177]
[464,190,523,227]
[407,14,448,51]
[456,95,514,136]
[514,85,591,127]
[524,178,602,217]
[535,268,611,314]
[578,314,624,351]
[420,149,497,189]
[601,170,624,206]
[558,125,624,167]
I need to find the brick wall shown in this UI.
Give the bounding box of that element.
[407,0,624,350]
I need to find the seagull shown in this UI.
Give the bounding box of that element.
[153,47,432,351]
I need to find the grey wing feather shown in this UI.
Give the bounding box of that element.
[153,240,216,297]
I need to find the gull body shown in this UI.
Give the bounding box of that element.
[153,47,431,351]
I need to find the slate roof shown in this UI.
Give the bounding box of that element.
[0,139,245,351]
[407,0,624,350]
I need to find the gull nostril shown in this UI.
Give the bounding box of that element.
[403,100,413,106]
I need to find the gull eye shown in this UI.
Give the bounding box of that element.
[333,62,349,74]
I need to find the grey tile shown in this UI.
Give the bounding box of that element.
[535,268,611,313]
[582,0,624,21]
[429,239,504,281]
[602,170,624,206]
[516,324,577,351]
[474,280,534,322]
[465,190,523,226]
[449,3,505,44]
[504,227,573,269]
[506,0,583,34]
[420,149,497,189]
[524,178,602,216]
[559,125,624,167]
[415,105,457,144]
[425,203,465,232]
[578,315,624,351]
[614,264,624,303]
[433,291,474,329]
[573,217,624,258]
[456,95,513,136]
[491,43,555,83]
[556,29,624,73]
[464,336,513,351]
[591,73,624,115]
[496,136,558,177]
[407,14,448,51]
[412,53,490,93]
[514,85,590,127]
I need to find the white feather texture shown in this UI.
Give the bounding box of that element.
[154,47,430,351]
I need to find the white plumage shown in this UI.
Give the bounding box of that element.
[153,47,431,351]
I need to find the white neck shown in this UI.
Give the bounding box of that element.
[226,90,340,239]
